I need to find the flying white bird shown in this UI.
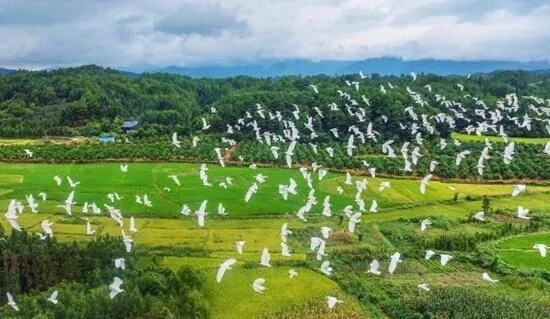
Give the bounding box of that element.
[120,164,128,172]
[348,212,361,233]
[270,146,280,159]
[185,136,198,148]
[216,258,237,283]
[67,176,80,188]
[533,244,547,257]
[285,141,297,168]
[260,248,271,267]
[425,250,436,260]
[417,283,430,292]
[217,203,227,216]
[129,216,138,233]
[201,118,211,130]
[236,240,245,254]
[195,200,208,227]
[6,292,19,311]
[251,278,266,293]
[503,142,515,164]
[245,183,259,202]
[320,226,332,239]
[420,219,432,232]
[168,175,181,186]
[388,252,402,274]
[319,260,333,276]
[109,277,124,299]
[281,223,292,242]
[517,206,531,220]
[512,184,526,197]
[379,181,391,192]
[171,132,181,148]
[346,134,355,156]
[288,269,298,278]
[420,174,432,194]
[326,296,343,310]
[58,191,76,215]
[482,272,498,284]
[427,159,438,172]
[281,242,291,256]
[47,290,59,304]
[180,204,191,216]
[114,258,126,270]
[121,230,133,253]
[473,211,486,221]
[455,150,471,166]
[368,260,381,275]
[25,194,38,213]
[309,84,319,94]
[86,221,95,235]
[41,220,54,237]
[54,175,62,186]
[440,254,453,266]
[143,194,152,207]
[369,200,378,213]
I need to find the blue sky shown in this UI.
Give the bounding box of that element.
[0,0,549,69]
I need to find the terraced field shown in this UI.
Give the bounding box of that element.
[495,233,550,271]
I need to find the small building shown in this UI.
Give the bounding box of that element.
[121,120,139,134]
[98,135,115,144]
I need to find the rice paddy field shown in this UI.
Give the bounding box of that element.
[494,232,550,271]
[451,132,550,144]
[1,162,549,318]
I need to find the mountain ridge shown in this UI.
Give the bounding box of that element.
[148,57,550,78]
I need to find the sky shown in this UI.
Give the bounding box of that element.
[1,0,549,69]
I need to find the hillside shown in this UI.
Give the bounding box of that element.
[1,65,550,139]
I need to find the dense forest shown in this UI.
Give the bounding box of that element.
[0,226,208,318]
[1,65,550,138]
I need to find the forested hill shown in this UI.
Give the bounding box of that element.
[0,64,550,138]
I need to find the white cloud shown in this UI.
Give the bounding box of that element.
[0,0,548,68]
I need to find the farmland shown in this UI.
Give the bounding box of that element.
[3,162,550,218]
[1,162,550,318]
[494,232,550,271]
[451,132,550,145]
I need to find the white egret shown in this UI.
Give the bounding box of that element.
[251,278,266,293]
[216,258,237,283]
[109,277,124,299]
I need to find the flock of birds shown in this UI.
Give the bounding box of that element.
[5,70,550,313]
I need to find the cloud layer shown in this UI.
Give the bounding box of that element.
[0,0,549,68]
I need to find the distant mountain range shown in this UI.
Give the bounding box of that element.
[141,57,550,78]
[3,57,550,78]
[0,68,14,75]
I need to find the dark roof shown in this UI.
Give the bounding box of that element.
[121,121,139,128]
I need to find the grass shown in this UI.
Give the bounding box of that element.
[451,132,550,144]
[494,233,550,271]
[498,250,549,271]
[201,267,349,319]
[3,162,550,218]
